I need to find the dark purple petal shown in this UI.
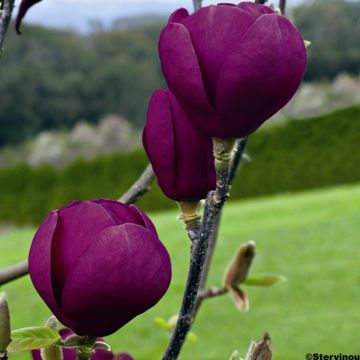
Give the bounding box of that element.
[143,89,216,201]
[216,14,307,138]
[159,22,212,111]
[168,8,189,24]
[15,0,43,34]
[182,5,255,104]
[91,199,145,226]
[28,211,63,319]
[143,89,177,200]
[51,201,118,303]
[237,2,275,17]
[167,92,216,200]
[129,204,158,236]
[113,354,134,360]
[60,224,171,336]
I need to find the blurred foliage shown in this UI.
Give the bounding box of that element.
[0,0,360,146]
[0,23,164,146]
[295,0,360,81]
[0,105,359,225]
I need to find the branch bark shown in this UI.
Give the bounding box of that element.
[279,0,286,15]
[162,137,245,360]
[192,0,202,12]
[118,163,155,204]
[0,260,28,286]
[197,138,248,304]
[0,0,15,54]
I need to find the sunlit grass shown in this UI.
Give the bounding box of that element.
[1,184,360,359]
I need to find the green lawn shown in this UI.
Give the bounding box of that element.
[1,184,360,360]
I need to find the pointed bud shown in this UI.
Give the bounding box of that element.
[0,293,11,353]
[304,40,312,48]
[224,241,256,289]
[245,333,272,360]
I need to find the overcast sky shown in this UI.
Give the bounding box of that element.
[15,0,305,32]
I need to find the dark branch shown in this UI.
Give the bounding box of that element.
[163,138,238,360]
[0,261,28,286]
[197,138,248,299]
[192,0,202,11]
[197,286,227,301]
[0,0,15,54]
[279,0,286,15]
[118,163,155,204]
[0,164,155,287]
[254,0,267,4]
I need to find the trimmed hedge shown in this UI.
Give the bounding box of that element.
[0,105,359,225]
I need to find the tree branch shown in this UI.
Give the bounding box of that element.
[197,138,248,303]
[0,0,15,54]
[192,0,202,12]
[163,137,242,360]
[0,163,155,287]
[118,163,155,204]
[279,0,286,15]
[0,260,28,286]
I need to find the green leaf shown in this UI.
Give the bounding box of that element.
[244,274,287,287]
[7,326,61,353]
[154,317,171,331]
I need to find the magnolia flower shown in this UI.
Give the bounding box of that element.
[159,2,307,138]
[29,199,172,337]
[143,88,216,201]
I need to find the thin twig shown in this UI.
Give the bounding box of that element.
[0,163,155,286]
[0,261,28,286]
[0,0,15,54]
[118,163,155,204]
[279,0,286,15]
[197,286,227,301]
[254,0,267,4]
[192,0,202,12]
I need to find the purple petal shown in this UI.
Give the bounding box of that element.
[216,14,307,138]
[167,92,216,200]
[113,354,134,360]
[237,2,275,17]
[168,8,189,24]
[129,204,158,236]
[60,224,171,336]
[182,5,255,104]
[28,212,63,319]
[143,89,216,201]
[15,0,43,34]
[159,22,212,111]
[143,89,177,200]
[92,199,145,226]
[51,201,118,303]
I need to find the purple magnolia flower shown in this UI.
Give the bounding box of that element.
[15,0,43,34]
[31,329,134,360]
[143,89,216,201]
[159,2,307,138]
[29,199,171,337]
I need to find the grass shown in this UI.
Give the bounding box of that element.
[1,184,360,359]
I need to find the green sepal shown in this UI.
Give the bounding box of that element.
[244,274,287,287]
